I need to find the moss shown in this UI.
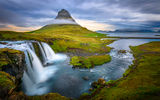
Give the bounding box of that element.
[0,71,15,89]
[8,92,70,100]
[70,55,111,68]
[0,48,22,54]
[27,93,70,100]
[70,56,82,66]
[84,41,160,100]
[105,80,116,86]
[0,48,23,69]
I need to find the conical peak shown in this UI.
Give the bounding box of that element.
[55,9,74,21]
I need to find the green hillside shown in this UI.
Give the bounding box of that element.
[0,24,114,68]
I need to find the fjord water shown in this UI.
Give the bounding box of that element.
[0,37,160,98]
[105,32,160,38]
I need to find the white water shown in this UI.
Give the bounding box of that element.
[0,41,67,95]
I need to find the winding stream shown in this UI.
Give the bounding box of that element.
[0,38,160,98]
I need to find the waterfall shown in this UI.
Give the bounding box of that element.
[41,42,56,61]
[0,41,67,96]
[22,41,59,95]
[37,42,56,65]
[27,42,35,52]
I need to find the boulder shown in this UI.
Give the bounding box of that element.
[82,76,89,81]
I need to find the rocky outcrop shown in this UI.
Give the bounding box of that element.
[53,9,77,24]
[55,9,75,21]
[0,48,25,99]
[0,48,25,80]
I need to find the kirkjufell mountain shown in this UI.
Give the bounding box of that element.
[55,9,75,21]
[53,9,77,24]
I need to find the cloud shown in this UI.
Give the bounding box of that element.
[0,0,160,31]
[0,24,41,32]
[76,19,115,31]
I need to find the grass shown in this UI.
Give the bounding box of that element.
[0,24,114,68]
[80,41,160,100]
[0,25,113,54]
[70,55,111,68]
[31,24,113,54]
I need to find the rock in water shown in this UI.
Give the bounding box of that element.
[55,9,75,21]
[82,76,89,81]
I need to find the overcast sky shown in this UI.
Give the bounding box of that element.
[0,0,160,31]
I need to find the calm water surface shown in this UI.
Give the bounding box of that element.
[105,32,160,38]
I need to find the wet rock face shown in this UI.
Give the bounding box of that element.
[55,9,75,21]
[0,48,26,80]
[0,48,70,100]
[0,48,26,99]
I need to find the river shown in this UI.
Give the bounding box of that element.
[0,34,160,98]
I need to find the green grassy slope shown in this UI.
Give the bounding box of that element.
[0,24,113,68]
[81,41,160,100]
[32,24,114,68]
[31,24,102,36]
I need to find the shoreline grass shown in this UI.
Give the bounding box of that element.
[80,41,160,100]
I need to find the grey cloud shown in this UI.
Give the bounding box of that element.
[0,7,28,27]
[0,0,160,30]
[118,0,160,14]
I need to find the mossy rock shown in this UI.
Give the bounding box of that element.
[0,71,16,98]
[0,48,25,79]
[118,50,127,54]
[8,92,70,100]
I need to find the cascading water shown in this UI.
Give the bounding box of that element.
[38,42,66,65]
[0,41,67,95]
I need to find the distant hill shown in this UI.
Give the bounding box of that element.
[97,29,160,33]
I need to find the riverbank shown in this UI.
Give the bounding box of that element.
[80,41,160,100]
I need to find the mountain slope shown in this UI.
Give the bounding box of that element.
[31,24,100,37]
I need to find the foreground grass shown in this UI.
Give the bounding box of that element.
[80,41,160,100]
